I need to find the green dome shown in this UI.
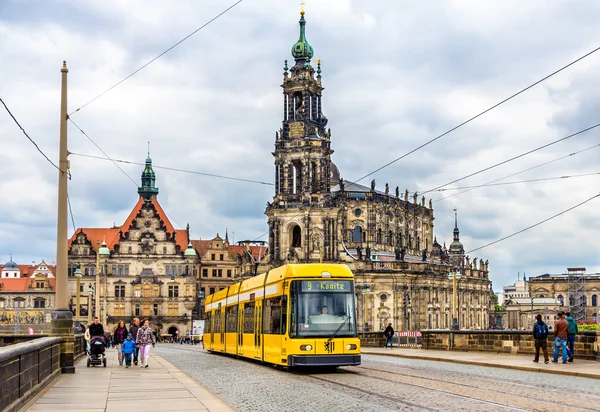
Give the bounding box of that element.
[184,242,197,256]
[98,239,110,256]
[291,12,313,62]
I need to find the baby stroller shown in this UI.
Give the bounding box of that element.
[87,336,107,367]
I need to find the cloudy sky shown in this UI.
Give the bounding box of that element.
[1,0,599,291]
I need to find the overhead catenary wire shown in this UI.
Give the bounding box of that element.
[419,122,600,196]
[69,118,139,186]
[67,194,76,233]
[70,152,274,186]
[353,45,600,184]
[1,97,61,172]
[434,142,600,202]
[431,171,600,192]
[69,0,243,115]
[466,192,600,254]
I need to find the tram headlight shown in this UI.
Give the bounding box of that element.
[346,344,357,350]
[300,344,312,351]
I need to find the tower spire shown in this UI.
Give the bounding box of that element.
[291,7,314,66]
[138,151,159,201]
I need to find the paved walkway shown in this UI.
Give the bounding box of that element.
[362,347,600,379]
[22,347,232,412]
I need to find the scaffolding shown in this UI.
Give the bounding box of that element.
[567,267,586,321]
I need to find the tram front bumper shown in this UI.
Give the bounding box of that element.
[288,354,361,367]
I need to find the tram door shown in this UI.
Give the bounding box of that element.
[254,302,263,359]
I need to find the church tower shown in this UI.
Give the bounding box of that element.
[266,9,337,264]
[273,9,333,200]
[138,154,159,201]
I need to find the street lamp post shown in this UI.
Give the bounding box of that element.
[87,283,94,323]
[74,268,82,322]
[448,269,462,330]
[530,297,534,329]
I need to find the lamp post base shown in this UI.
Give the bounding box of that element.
[51,308,75,374]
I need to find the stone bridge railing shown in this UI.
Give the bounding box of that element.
[420,329,600,361]
[0,334,86,412]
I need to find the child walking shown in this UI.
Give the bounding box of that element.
[121,333,136,368]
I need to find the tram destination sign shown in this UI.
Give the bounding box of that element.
[300,280,352,293]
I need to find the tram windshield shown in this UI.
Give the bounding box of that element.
[289,279,357,338]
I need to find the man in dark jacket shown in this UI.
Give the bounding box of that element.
[383,323,394,349]
[565,312,578,362]
[88,317,104,338]
[129,317,141,366]
[553,312,569,364]
[532,314,549,364]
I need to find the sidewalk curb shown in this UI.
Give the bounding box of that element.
[361,349,600,380]
[155,355,233,412]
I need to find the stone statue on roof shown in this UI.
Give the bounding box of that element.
[395,186,399,198]
[385,183,389,195]
[405,189,409,201]
[339,178,345,191]
[370,179,376,191]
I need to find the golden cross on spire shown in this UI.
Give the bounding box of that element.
[300,0,305,14]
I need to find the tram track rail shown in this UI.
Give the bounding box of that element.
[356,365,600,411]
[302,369,530,412]
[157,346,598,411]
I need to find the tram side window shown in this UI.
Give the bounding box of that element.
[205,312,211,333]
[214,309,221,333]
[243,302,255,333]
[263,297,282,335]
[226,306,238,333]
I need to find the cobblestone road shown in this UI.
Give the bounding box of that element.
[154,344,600,411]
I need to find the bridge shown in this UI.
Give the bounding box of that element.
[3,337,600,411]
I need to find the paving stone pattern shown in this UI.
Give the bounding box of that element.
[155,344,600,412]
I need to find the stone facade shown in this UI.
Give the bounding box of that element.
[529,269,600,323]
[264,10,492,331]
[68,156,199,336]
[0,262,56,330]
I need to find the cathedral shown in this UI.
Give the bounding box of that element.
[265,10,492,331]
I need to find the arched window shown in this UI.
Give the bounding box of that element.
[557,295,564,305]
[592,294,598,307]
[388,231,394,246]
[376,229,382,244]
[291,225,302,247]
[352,226,362,243]
[569,296,575,306]
[538,294,545,298]
[580,295,587,306]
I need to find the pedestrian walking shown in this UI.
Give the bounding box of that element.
[565,312,578,362]
[112,320,128,366]
[129,317,141,365]
[532,314,549,364]
[552,312,569,364]
[121,333,136,368]
[136,319,156,368]
[383,323,394,349]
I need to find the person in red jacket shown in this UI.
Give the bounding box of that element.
[553,312,569,364]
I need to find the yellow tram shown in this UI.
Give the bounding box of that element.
[203,263,361,367]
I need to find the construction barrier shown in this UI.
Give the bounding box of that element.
[394,331,422,347]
